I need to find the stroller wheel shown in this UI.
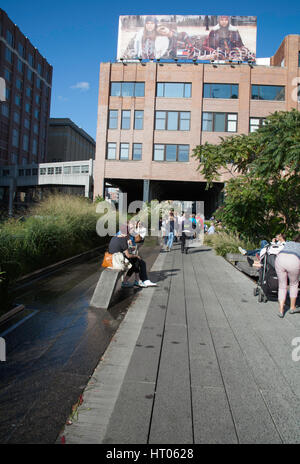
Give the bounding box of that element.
[258,291,263,303]
[253,287,259,296]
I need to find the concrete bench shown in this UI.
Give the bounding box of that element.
[226,253,249,264]
[89,268,125,310]
[236,262,260,277]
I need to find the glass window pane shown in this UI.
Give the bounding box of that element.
[108,110,118,129]
[211,84,230,99]
[107,142,116,159]
[164,83,184,98]
[133,143,142,160]
[227,121,237,132]
[178,145,189,162]
[63,166,71,174]
[154,144,164,161]
[120,143,129,159]
[228,114,237,121]
[167,112,178,130]
[184,83,192,98]
[111,82,121,96]
[135,83,145,97]
[155,111,166,130]
[134,110,143,129]
[202,112,213,131]
[122,82,134,97]
[231,84,238,98]
[214,113,226,132]
[72,166,80,174]
[179,112,190,131]
[251,85,259,100]
[165,145,177,161]
[121,110,131,129]
[157,83,164,97]
[203,84,211,98]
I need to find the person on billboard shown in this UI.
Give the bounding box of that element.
[124,16,169,60]
[202,15,244,59]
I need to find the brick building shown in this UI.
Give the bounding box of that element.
[94,34,300,217]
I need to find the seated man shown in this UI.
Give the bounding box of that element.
[108,224,157,288]
[238,234,286,257]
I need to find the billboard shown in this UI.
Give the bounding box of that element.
[117,15,257,62]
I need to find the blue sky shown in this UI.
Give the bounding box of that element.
[2,0,300,139]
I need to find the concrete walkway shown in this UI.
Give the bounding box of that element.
[58,244,300,444]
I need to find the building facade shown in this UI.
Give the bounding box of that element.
[94,34,300,217]
[47,118,95,163]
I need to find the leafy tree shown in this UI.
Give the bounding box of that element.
[193,110,300,240]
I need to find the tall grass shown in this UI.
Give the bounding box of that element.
[204,231,256,257]
[0,194,109,313]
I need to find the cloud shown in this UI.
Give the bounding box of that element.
[70,81,90,92]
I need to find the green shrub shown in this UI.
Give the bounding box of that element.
[204,231,256,257]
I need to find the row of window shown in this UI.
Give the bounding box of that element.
[110,82,286,101]
[108,110,266,133]
[106,142,189,162]
[3,29,51,82]
[39,165,89,175]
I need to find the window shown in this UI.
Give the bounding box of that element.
[23,134,29,151]
[14,112,20,124]
[5,47,12,64]
[24,118,30,129]
[35,95,41,105]
[18,43,24,57]
[81,165,89,173]
[251,85,285,101]
[121,110,131,129]
[156,83,191,98]
[6,30,14,46]
[37,63,42,75]
[18,169,24,177]
[17,59,23,73]
[153,144,189,162]
[26,169,31,176]
[120,143,129,160]
[106,142,116,159]
[4,69,12,82]
[203,83,238,99]
[108,110,118,129]
[15,95,21,106]
[36,77,41,90]
[16,78,22,90]
[63,166,71,174]
[5,87,10,100]
[47,167,54,175]
[134,110,144,130]
[55,167,62,174]
[32,168,38,176]
[34,109,39,119]
[27,69,33,82]
[25,103,31,113]
[155,111,191,131]
[110,82,145,97]
[32,139,37,155]
[40,167,47,175]
[33,123,39,135]
[26,87,32,98]
[202,112,237,132]
[28,53,34,67]
[72,166,80,174]
[1,104,9,117]
[249,117,266,132]
[132,143,142,160]
[12,129,19,148]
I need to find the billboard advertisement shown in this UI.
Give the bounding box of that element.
[117,15,257,62]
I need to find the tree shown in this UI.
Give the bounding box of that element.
[193,110,300,240]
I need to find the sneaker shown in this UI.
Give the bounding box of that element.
[238,246,247,255]
[121,281,134,288]
[134,280,146,287]
[142,280,157,287]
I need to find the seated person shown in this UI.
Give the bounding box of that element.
[239,234,286,257]
[108,224,157,288]
[241,234,286,267]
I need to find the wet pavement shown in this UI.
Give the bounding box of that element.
[0,238,160,444]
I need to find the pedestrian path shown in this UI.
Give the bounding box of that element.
[59,244,300,444]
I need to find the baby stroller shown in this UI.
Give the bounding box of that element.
[254,244,279,303]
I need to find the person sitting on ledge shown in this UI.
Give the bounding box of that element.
[109,224,157,288]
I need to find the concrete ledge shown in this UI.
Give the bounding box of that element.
[236,262,260,277]
[15,244,107,288]
[0,304,25,325]
[89,268,125,310]
[226,253,248,263]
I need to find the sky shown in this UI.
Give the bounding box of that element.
[2,0,300,140]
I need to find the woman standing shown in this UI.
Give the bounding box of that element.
[275,234,300,317]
